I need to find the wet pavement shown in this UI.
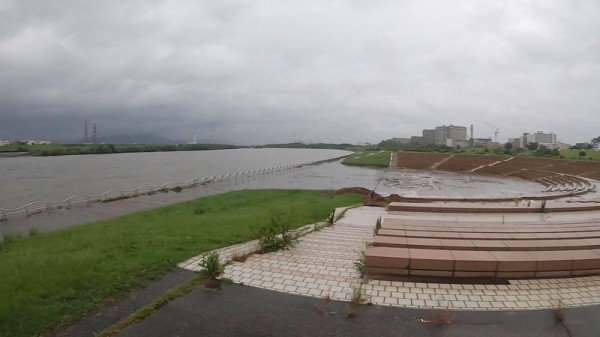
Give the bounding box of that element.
[113,282,598,337]
[0,161,547,238]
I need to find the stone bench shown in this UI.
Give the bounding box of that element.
[372,235,600,251]
[388,202,600,213]
[381,221,600,233]
[377,228,600,240]
[365,246,600,279]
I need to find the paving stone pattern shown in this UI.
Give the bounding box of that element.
[179,207,600,311]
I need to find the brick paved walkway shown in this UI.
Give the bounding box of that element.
[179,206,600,311]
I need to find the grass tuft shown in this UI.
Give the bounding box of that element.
[554,300,565,323]
[198,251,224,279]
[350,284,368,304]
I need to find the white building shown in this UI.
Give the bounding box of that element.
[20,140,52,145]
[519,132,558,149]
[0,140,9,146]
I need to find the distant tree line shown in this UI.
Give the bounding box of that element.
[259,143,354,150]
[36,143,238,156]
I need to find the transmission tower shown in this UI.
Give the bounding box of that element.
[83,120,89,143]
[92,121,97,144]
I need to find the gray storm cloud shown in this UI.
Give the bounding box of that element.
[1,0,599,144]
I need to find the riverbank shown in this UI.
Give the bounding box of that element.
[0,189,362,337]
[0,143,239,156]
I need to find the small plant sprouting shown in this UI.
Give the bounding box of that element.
[2,233,17,245]
[29,228,40,237]
[327,209,335,224]
[314,294,332,315]
[354,250,366,277]
[198,251,224,280]
[374,216,382,235]
[540,200,547,213]
[554,299,564,323]
[350,284,368,305]
[345,284,368,318]
[258,208,298,253]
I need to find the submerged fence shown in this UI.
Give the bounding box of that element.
[0,160,324,220]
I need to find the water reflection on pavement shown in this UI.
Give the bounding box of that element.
[239,160,543,198]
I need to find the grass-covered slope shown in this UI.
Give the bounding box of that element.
[0,189,361,337]
[342,150,392,167]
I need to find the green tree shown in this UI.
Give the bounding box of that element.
[504,142,513,151]
[527,142,539,151]
[579,150,587,158]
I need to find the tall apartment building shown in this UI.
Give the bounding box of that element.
[414,124,468,146]
[435,125,467,146]
[520,132,558,148]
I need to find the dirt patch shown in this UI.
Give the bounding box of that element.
[329,187,410,207]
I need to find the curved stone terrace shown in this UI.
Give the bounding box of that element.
[179,206,600,311]
[178,153,600,312]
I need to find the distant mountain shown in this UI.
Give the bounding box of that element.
[100,134,175,144]
[259,142,354,150]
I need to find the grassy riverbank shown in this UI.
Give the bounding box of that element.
[342,150,392,167]
[0,189,362,337]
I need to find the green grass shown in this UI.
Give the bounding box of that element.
[559,149,600,161]
[342,150,392,167]
[0,189,361,337]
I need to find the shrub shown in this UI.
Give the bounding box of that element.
[258,209,298,253]
[198,251,224,279]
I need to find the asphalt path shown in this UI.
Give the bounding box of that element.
[113,282,598,337]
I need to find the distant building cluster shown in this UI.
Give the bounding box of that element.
[395,124,572,151]
[507,131,568,150]
[408,125,469,147]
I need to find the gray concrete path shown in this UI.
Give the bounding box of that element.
[114,282,598,337]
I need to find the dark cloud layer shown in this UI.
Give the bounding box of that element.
[1,0,599,144]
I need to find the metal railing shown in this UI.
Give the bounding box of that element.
[0,160,321,220]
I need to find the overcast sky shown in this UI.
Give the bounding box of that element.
[1,0,599,145]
